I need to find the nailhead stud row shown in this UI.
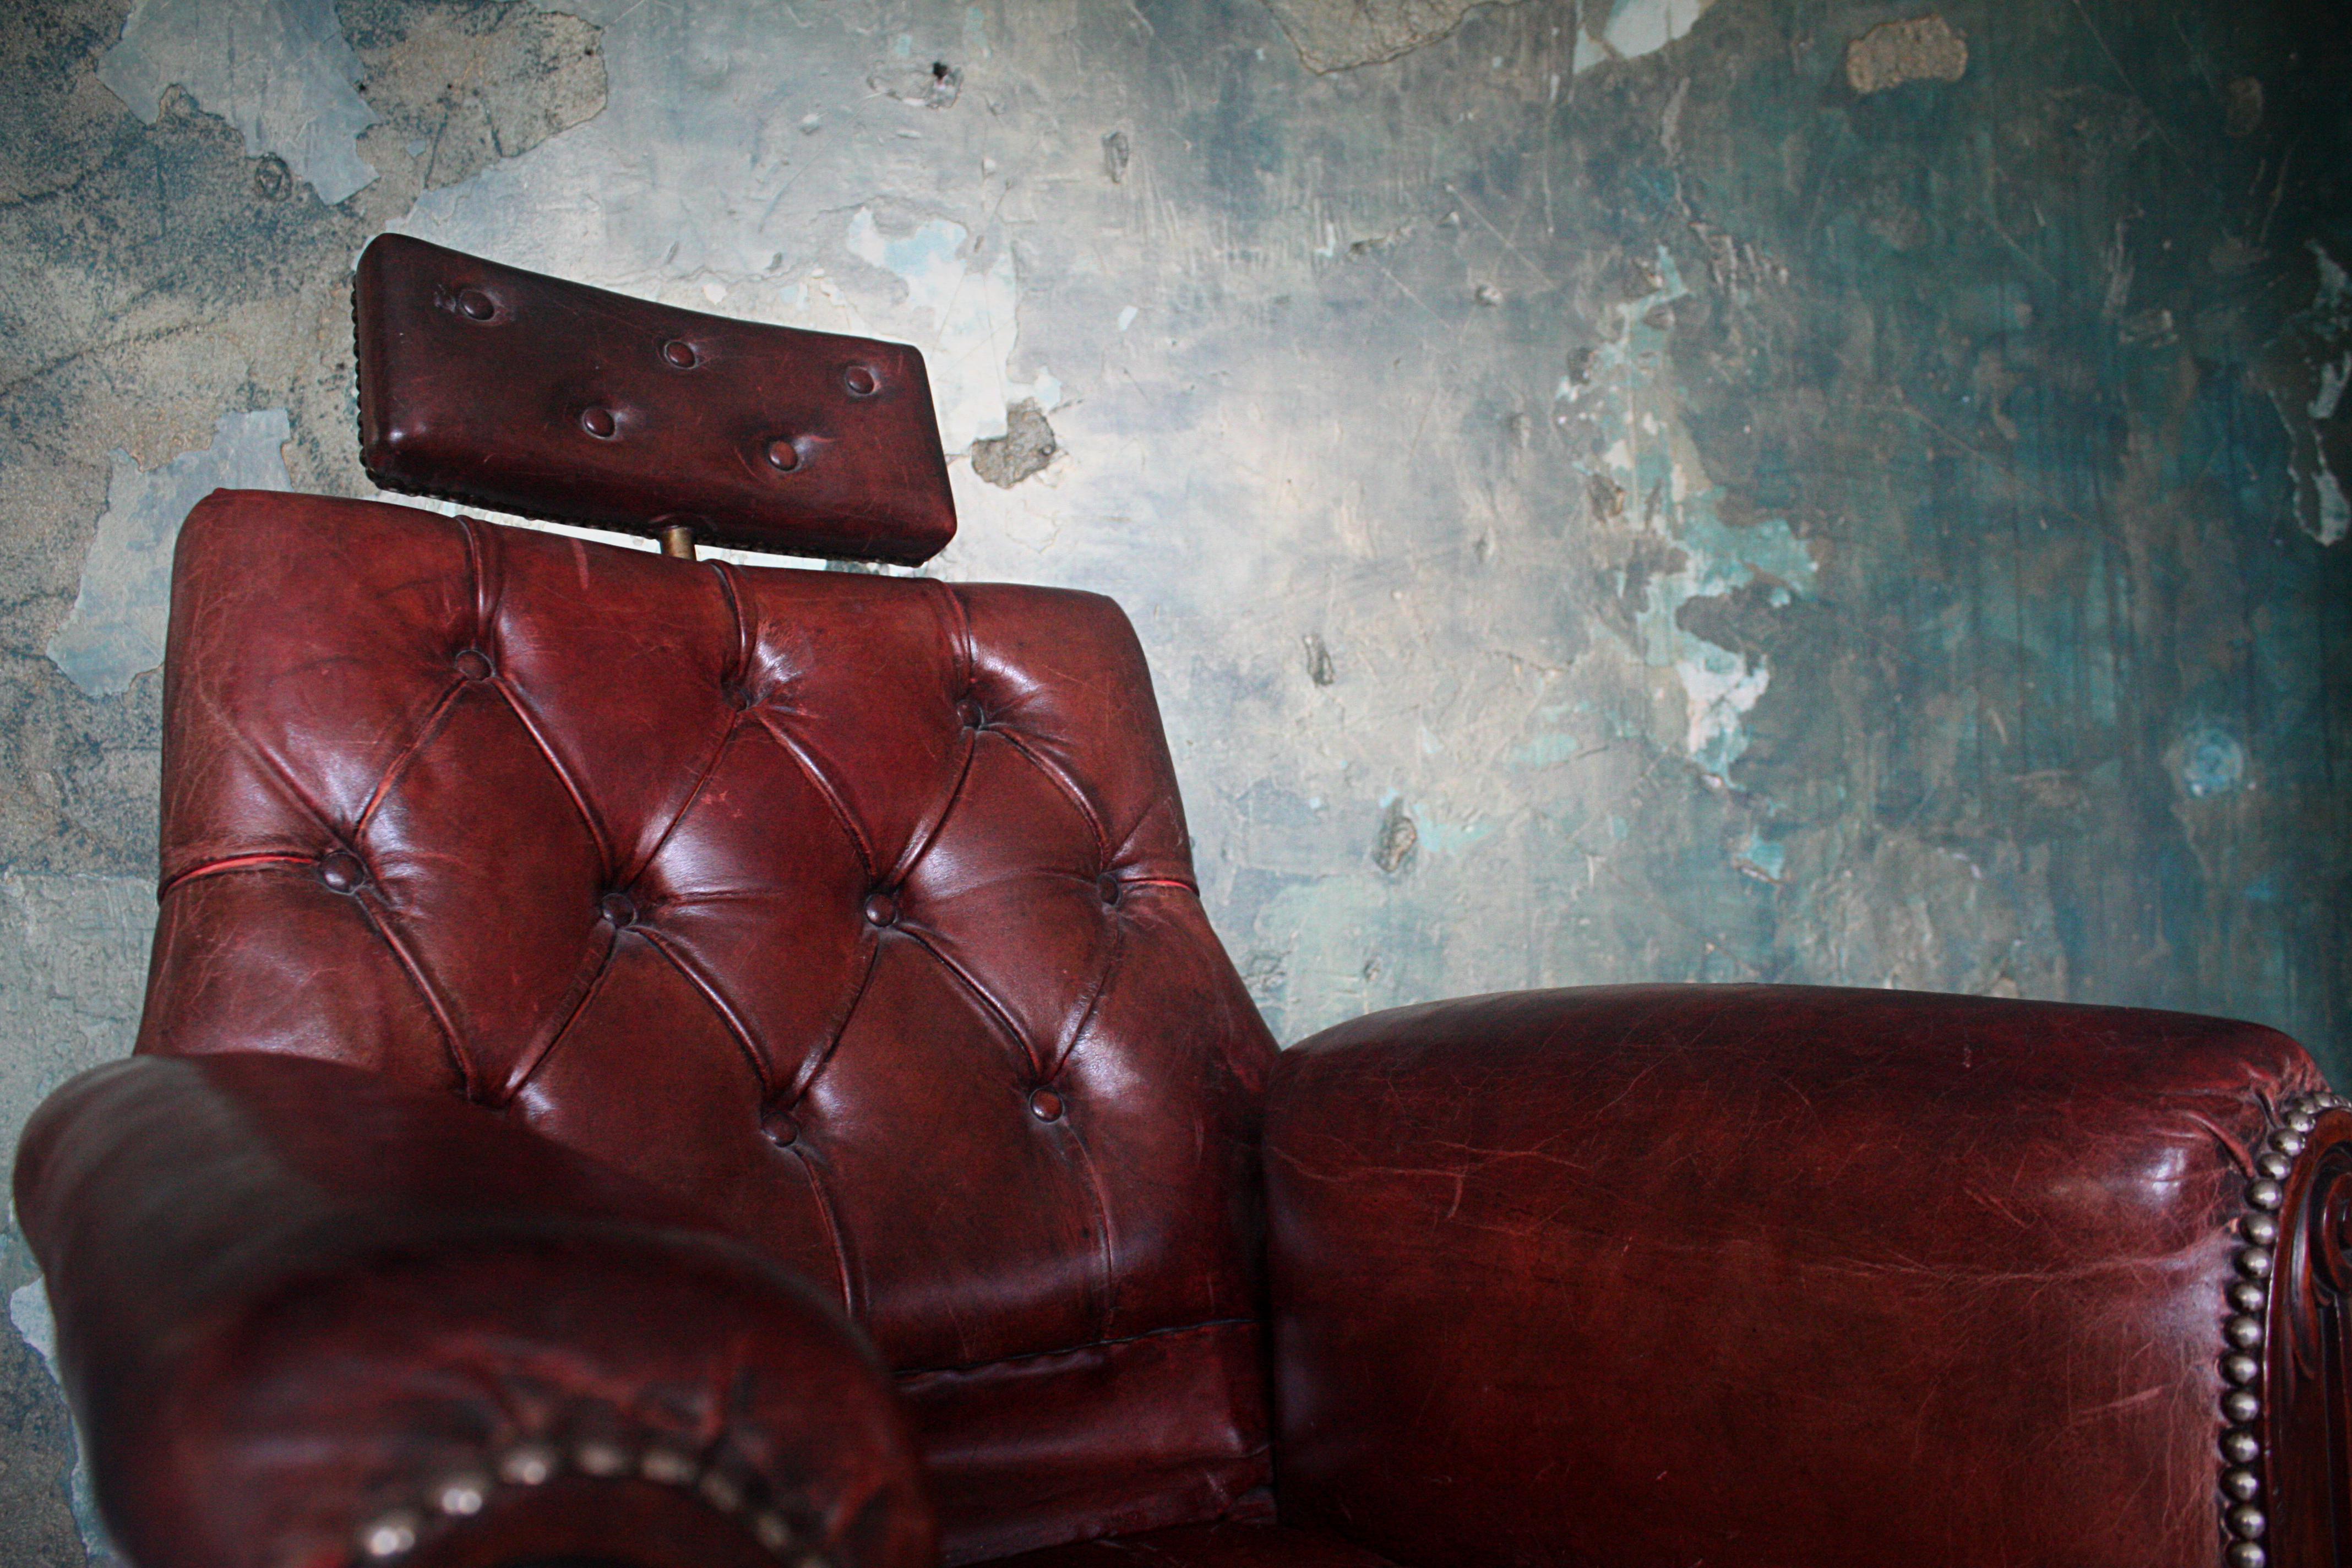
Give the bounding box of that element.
[2217,1088,2345,1568]
[357,1431,835,1566]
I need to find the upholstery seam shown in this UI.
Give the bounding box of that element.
[892,1316,1257,1382]
[491,678,618,875]
[458,512,503,658]
[1058,1096,1124,1345]
[207,723,354,864]
[1036,907,1129,1339]
[784,932,882,1108]
[886,710,979,892]
[619,708,741,890]
[352,677,469,837]
[156,852,316,898]
[942,580,975,697]
[635,925,775,1097]
[992,727,1113,869]
[875,580,974,890]
[352,892,475,1097]
[749,706,878,881]
[495,919,620,1106]
[782,1139,862,1323]
[708,557,753,689]
[1046,909,1123,1082]
[899,927,1047,1081]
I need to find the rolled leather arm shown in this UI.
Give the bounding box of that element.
[15,1051,934,1568]
[1264,984,2342,1568]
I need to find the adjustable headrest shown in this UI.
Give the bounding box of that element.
[353,233,956,564]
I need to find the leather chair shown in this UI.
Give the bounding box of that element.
[14,235,2346,1568]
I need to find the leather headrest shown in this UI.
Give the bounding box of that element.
[354,233,956,564]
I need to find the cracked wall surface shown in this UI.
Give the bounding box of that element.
[2,0,2349,1555]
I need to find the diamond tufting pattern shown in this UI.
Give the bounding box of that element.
[140,490,1280,1564]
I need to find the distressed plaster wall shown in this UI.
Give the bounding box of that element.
[1,0,2348,1555]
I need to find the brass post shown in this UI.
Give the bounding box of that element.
[661,522,698,561]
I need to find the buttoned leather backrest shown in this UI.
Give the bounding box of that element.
[140,491,1280,1564]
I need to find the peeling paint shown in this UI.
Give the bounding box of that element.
[49,410,292,698]
[846,209,1057,453]
[2181,726,2250,798]
[1844,14,1970,95]
[101,0,377,204]
[1573,0,1718,75]
[8,1281,107,1556]
[1563,247,1817,777]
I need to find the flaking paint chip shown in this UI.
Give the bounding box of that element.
[1844,14,1968,96]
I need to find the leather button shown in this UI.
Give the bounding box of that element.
[766,438,801,472]
[580,406,617,439]
[453,649,493,681]
[843,364,879,397]
[1029,1088,1064,1122]
[455,287,495,321]
[318,851,366,894]
[956,698,986,730]
[600,891,637,927]
[763,1110,800,1146]
[1097,874,1121,905]
[660,339,698,368]
[862,892,898,927]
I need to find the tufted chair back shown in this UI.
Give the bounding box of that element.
[137,241,1280,1566]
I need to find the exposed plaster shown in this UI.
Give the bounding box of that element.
[47,410,292,699]
[1573,0,1718,75]
[101,0,377,204]
[1558,247,1817,778]
[1844,14,1970,96]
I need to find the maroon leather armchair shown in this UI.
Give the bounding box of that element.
[15,236,2347,1568]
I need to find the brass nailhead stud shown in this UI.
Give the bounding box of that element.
[360,1511,420,1559]
[581,406,617,438]
[661,340,698,368]
[843,365,878,397]
[433,1474,488,1517]
[456,287,495,321]
[767,439,802,472]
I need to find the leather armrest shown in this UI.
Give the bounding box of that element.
[1264,984,2331,1568]
[14,1052,934,1568]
